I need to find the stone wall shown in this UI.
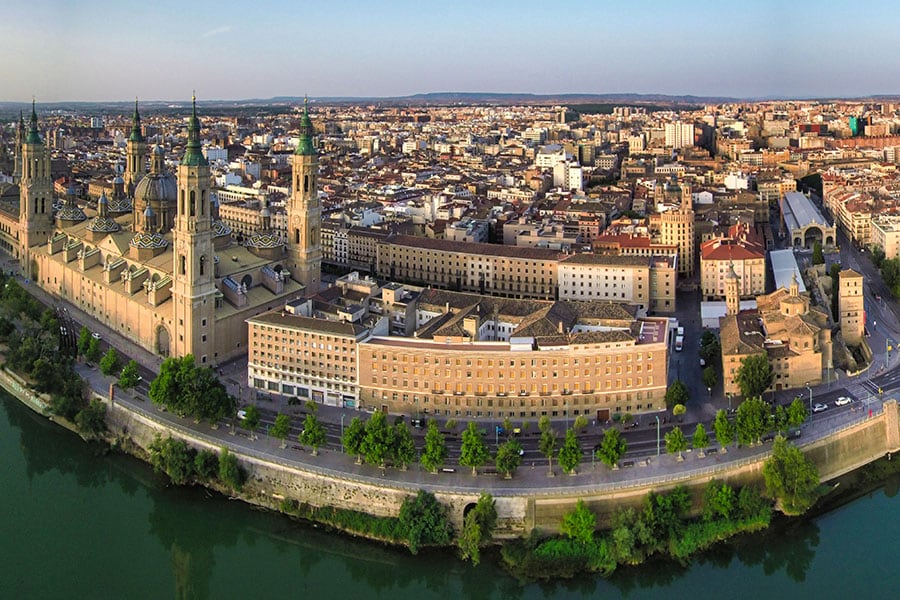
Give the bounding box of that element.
[93,388,900,538]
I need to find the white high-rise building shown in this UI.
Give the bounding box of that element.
[664,121,695,149]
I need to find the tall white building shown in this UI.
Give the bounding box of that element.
[553,161,583,191]
[664,121,695,149]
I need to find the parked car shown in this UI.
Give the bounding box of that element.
[812,403,828,413]
[91,332,101,340]
[835,396,852,406]
[237,409,247,420]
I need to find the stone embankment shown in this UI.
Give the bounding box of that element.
[4,367,900,537]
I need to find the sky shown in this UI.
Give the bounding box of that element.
[2,0,900,102]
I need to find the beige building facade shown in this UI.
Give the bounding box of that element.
[1,100,322,365]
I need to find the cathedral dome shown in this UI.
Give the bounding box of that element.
[133,171,177,204]
[86,193,120,234]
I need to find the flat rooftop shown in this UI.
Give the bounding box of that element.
[769,249,806,293]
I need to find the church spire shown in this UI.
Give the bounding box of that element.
[294,96,316,156]
[129,98,145,143]
[182,93,207,166]
[26,99,42,144]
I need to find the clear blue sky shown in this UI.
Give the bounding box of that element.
[2,0,899,102]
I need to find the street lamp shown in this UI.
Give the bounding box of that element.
[341,413,345,453]
[806,383,812,411]
[726,392,732,411]
[565,402,569,430]
[655,415,661,456]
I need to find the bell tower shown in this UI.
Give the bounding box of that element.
[171,95,216,364]
[125,99,146,197]
[286,98,322,295]
[19,101,53,279]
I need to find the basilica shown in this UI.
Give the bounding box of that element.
[1,99,322,366]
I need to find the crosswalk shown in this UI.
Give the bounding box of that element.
[845,378,883,403]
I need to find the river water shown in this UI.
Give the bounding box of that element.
[2,389,899,599]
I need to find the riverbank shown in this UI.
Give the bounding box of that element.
[6,360,900,582]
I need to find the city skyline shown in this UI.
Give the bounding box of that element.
[3,0,900,103]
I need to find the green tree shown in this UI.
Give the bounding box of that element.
[573,414,589,431]
[665,426,688,460]
[557,428,582,475]
[812,240,824,264]
[77,326,91,357]
[218,447,245,491]
[714,409,735,452]
[495,439,522,478]
[398,490,452,555]
[673,403,686,419]
[149,356,181,410]
[699,330,721,365]
[664,379,690,409]
[271,413,291,448]
[702,479,736,521]
[194,449,219,481]
[458,493,497,565]
[735,354,773,399]
[300,412,327,456]
[788,397,808,428]
[737,485,770,520]
[560,499,596,545]
[763,435,821,514]
[391,422,416,470]
[459,421,490,476]
[596,427,627,469]
[830,263,841,318]
[118,359,141,390]
[420,419,448,474]
[74,398,106,437]
[692,423,709,455]
[342,416,366,463]
[539,423,557,476]
[85,337,102,363]
[99,348,120,376]
[773,404,789,434]
[538,415,551,433]
[872,245,886,268]
[241,404,261,440]
[702,366,718,392]
[736,397,769,445]
[148,435,195,485]
[361,410,392,466]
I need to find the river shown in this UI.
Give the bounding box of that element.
[2,389,900,599]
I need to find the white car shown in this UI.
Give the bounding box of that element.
[237,409,247,420]
[835,396,852,406]
[812,403,828,413]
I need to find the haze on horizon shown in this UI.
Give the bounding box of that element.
[2,0,898,103]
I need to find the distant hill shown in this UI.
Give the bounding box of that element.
[4,91,900,122]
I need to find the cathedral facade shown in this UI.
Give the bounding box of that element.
[2,99,322,366]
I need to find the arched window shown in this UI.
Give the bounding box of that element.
[294,229,300,244]
[199,255,206,276]
[190,191,196,217]
[201,190,206,216]
[180,255,186,275]
[303,175,309,193]
[180,190,185,215]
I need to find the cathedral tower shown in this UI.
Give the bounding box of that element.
[18,101,53,279]
[286,99,322,294]
[125,99,146,197]
[171,96,216,364]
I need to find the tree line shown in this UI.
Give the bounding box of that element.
[503,434,820,579]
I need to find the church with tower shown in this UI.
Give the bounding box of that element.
[2,98,322,366]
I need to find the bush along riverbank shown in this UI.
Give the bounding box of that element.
[501,432,827,581]
[501,481,772,581]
